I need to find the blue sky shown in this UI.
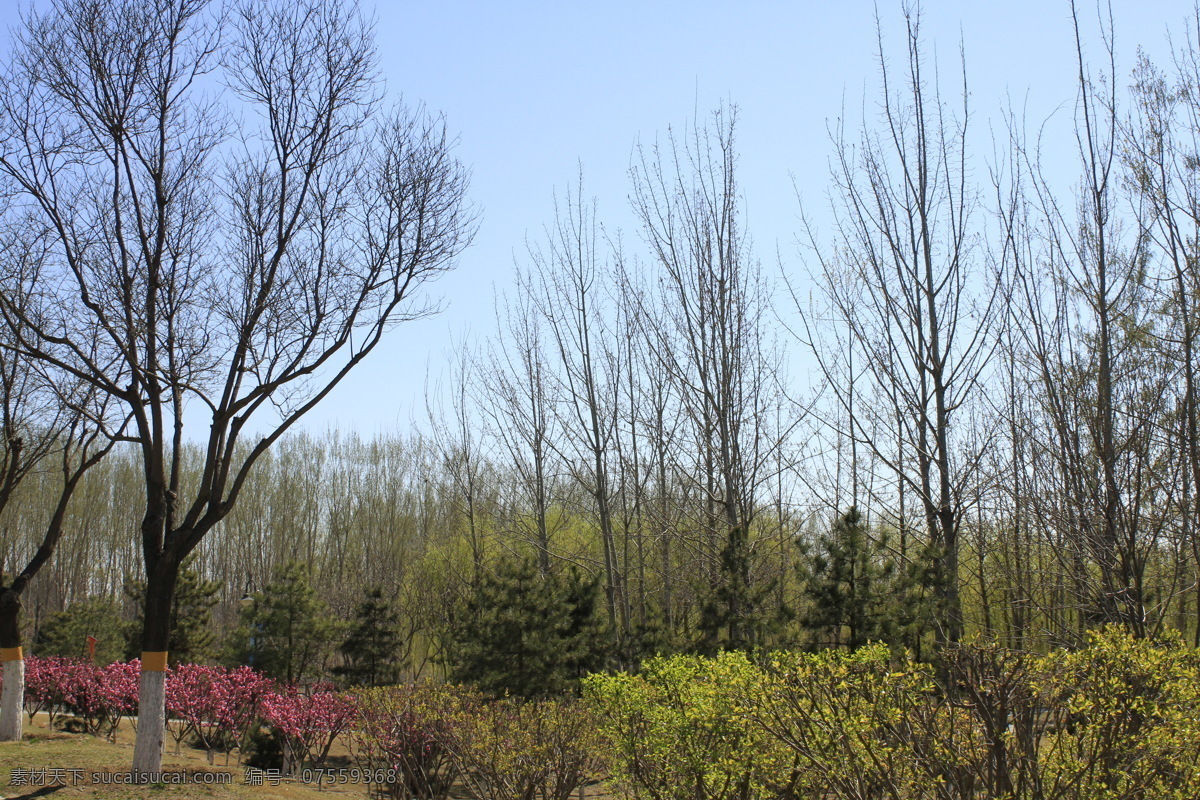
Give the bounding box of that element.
[0,1,1192,435]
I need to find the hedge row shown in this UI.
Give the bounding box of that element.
[9,627,1197,799]
[585,627,1200,800]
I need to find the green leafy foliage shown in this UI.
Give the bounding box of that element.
[1032,627,1200,799]
[757,645,982,799]
[444,555,606,697]
[587,628,1200,800]
[584,651,783,800]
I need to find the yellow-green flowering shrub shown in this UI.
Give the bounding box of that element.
[1031,626,1200,800]
[586,630,1200,800]
[756,644,985,799]
[584,651,783,800]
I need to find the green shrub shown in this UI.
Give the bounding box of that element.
[756,644,982,799]
[1031,627,1200,799]
[587,629,1200,800]
[585,651,783,800]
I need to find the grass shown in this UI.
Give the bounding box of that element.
[0,714,370,800]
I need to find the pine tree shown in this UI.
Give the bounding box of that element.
[227,561,340,683]
[36,599,126,664]
[125,557,222,664]
[798,507,903,650]
[444,556,606,697]
[698,526,792,654]
[335,587,404,688]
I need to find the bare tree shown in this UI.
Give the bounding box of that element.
[0,0,473,773]
[999,1,1169,638]
[798,8,998,648]
[611,251,658,639]
[0,241,122,741]
[1124,19,1200,640]
[426,338,492,591]
[481,290,563,575]
[632,105,788,651]
[520,177,626,640]
[616,254,692,636]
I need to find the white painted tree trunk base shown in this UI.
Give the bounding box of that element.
[132,670,166,777]
[0,658,23,741]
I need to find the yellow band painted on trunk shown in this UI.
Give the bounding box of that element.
[0,647,22,661]
[141,651,169,671]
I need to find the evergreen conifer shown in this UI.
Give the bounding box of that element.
[444,555,605,697]
[335,586,405,687]
[228,561,340,682]
[798,507,906,650]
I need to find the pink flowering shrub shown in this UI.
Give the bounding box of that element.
[12,655,604,800]
[261,685,357,774]
[22,656,69,727]
[91,659,140,737]
[20,657,138,737]
[165,663,219,755]
[165,663,276,762]
[22,656,274,756]
[217,666,276,760]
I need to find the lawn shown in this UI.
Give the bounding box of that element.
[0,714,369,800]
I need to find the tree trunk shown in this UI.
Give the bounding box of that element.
[131,558,180,776]
[133,668,167,774]
[0,588,24,741]
[0,656,24,742]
